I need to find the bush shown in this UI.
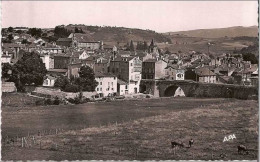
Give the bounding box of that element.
[45,98,53,105]
[35,99,46,106]
[63,84,81,92]
[67,97,81,104]
[53,96,60,105]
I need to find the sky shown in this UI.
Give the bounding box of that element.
[2,1,258,33]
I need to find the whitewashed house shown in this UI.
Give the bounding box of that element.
[95,73,118,97]
[43,75,56,87]
[117,79,127,95]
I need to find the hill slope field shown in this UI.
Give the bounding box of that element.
[61,24,172,44]
[165,26,258,38]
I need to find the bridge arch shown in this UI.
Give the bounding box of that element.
[164,85,186,97]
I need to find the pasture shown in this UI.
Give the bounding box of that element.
[1,93,258,160]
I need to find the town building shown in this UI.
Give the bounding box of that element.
[68,33,103,50]
[56,38,73,47]
[195,67,217,83]
[117,79,128,95]
[142,59,167,80]
[109,56,142,94]
[165,65,185,81]
[95,73,117,97]
[43,75,56,87]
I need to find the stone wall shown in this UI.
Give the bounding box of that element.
[2,82,17,92]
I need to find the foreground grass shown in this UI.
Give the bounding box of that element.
[2,93,232,137]
[2,98,258,160]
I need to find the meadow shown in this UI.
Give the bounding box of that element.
[2,93,258,160]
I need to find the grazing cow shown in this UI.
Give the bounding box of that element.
[171,141,184,148]
[189,139,194,148]
[238,145,249,155]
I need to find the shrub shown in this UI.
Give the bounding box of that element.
[63,84,80,92]
[53,96,60,105]
[35,99,46,106]
[45,98,53,105]
[67,97,81,104]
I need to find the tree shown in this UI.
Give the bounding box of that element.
[74,65,98,92]
[21,39,29,44]
[7,27,13,32]
[136,42,144,50]
[27,28,42,38]
[10,52,47,91]
[41,33,47,37]
[143,41,148,51]
[129,40,135,51]
[54,75,70,90]
[75,27,79,33]
[15,30,23,34]
[125,42,130,51]
[54,26,71,38]
[2,63,13,80]
[8,34,14,41]
[242,53,258,64]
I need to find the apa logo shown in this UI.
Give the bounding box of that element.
[223,134,236,142]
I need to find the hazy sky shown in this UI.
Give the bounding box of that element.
[2,1,258,33]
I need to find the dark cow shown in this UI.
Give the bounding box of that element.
[238,145,249,155]
[171,141,184,148]
[189,139,194,148]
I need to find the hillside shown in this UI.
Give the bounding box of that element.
[59,24,172,44]
[165,26,258,38]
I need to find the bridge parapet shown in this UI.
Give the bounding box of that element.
[140,79,258,100]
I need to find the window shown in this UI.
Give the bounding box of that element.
[97,88,99,91]
[100,88,102,91]
[100,82,102,85]
[111,82,113,87]
[125,85,128,89]
[131,63,133,66]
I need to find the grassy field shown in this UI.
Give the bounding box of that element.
[2,93,258,160]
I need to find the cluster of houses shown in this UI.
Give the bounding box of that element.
[2,29,258,97]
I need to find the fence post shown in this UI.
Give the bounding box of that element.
[32,136,35,144]
[24,137,28,147]
[21,137,24,147]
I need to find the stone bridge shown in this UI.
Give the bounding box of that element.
[140,79,258,100]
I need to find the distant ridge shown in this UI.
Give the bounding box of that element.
[165,26,258,38]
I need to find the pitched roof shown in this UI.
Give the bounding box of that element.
[195,67,216,76]
[117,79,127,85]
[144,59,157,62]
[95,72,116,78]
[57,38,72,42]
